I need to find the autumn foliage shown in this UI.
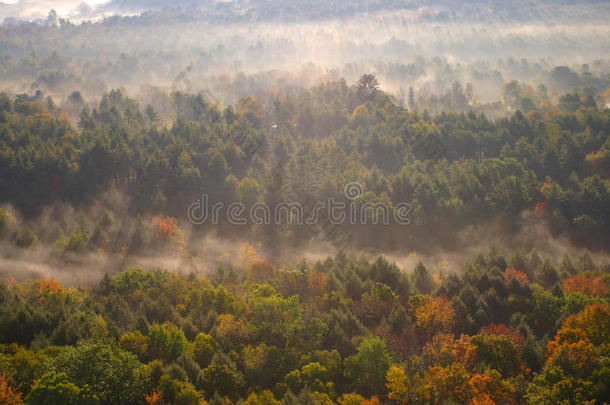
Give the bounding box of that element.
[533,201,549,216]
[505,268,529,283]
[543,303,610,380]
[154,216,185,248]
[479,323,525,347]
[0,374,23,405]
[412,296,456,339]
[562,276,609,297]
[559,303,610,346]
[249,260,275,282]
[385,366,409,404]
[36,278,65,302]
[307,272,327,296]
[466,369,514,404]
[361,396,381,405]
[156,216,177,238]
[144,390,162,405]
[0,251,607,404]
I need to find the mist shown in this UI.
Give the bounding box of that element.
[1,1,608,113]
[1,191,607,287]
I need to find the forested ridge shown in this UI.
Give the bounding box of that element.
[0,72,609,404]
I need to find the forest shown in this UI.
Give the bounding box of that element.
[0,75,608,252]
[0,249,609,404]
[0,68,608,405]
[0,0,609,404]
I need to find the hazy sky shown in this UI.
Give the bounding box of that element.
[0,0,111,21]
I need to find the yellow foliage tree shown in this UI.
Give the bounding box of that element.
[337,393,365,405]
[414,296,456,339]
[242,390,280,405]
[386,366,409,404]
[352,105,370,126]
[238,242,261,269]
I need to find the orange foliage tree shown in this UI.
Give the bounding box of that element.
[419,363,515,404]
[560,303,610,346]
[466,369,514,404]
[562,276,609,297]
[543,303,610,376]
[0,373,23,405]
[307,272,327,297]
[156,216,177,237]
[154,216,185,248]
[453,334,479,371]
[248,260,275,282]
[422,333,457,366]
[422,333,480,371]
[412,295,456,340]
[214,314,251,349]
[361,396,381,405]
[469,394,495,405]
[546,334,598,376]
[505,268,529,283]
[35,278,66,303]
[144,390,163,405]
[533,201,549,216]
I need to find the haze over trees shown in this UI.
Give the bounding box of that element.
[0,1,609,404]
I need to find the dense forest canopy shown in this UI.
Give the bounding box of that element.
[0,70,608,404]
[0,250,609,404]
[0,0,609,404]
[0,77,608,252]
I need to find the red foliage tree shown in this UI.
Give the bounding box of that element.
[479,323,525,347]
[156,216,177,238]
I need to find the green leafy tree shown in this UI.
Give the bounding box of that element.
[49,343,146,405]
[200,353,243,400]
[344,336,392,397]
[192,333,218,369]
[147,322,189,362]
[13,226,37,248]
[25,371,97,405]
